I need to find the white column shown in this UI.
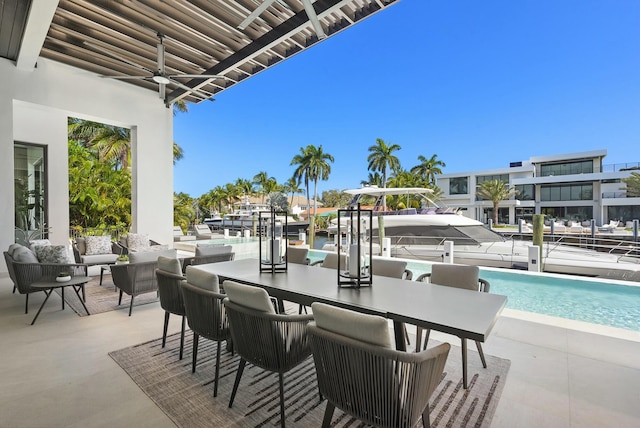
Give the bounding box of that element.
[443,241,454,264]
[528,245,540,272]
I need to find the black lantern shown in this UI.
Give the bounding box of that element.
[258,209,288,273]
[337,204,373,287]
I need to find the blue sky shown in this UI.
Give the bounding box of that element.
[174,0,640,198]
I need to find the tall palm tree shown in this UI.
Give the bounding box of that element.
[307,145,334,217]
[367,138,401,210]
[476,180,518,225]
[411,154,446,185]
[290,146,313,212]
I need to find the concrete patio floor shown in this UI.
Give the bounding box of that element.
[0,273,639,428]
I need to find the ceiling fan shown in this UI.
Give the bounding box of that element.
[93,33,227,102]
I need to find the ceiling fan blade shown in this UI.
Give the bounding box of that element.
[302,0,326,39]
[237,0,277,30]
[168,78,213,100]
[169,74,228,79]
[101,75,150,80]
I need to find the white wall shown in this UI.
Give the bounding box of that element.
[1,57,174,274]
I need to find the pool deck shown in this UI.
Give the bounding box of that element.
[0,272,639,427]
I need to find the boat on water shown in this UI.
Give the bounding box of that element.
[323,186,640,281]
[205,200,309,236]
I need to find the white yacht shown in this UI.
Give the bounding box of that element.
[326,186,640,281]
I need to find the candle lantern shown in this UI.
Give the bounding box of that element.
[258,209,288,273]
[337,204,373,287]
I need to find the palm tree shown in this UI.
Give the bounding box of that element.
[476,180,518,225]
[235,178,255,203]
[69,118,185,168]
[290,146,313,212]
[411,154,446,185]
[253,171,275,203]
[367,138,401,210]
[306,145,334,218]
[360,172,383,187]
[283,177,303,209]
[622,172,640,197]
[68,119,131,170]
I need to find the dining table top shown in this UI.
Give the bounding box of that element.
[194,258,508,343]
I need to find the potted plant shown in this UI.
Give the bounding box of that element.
[116,254,129,264]
[56,271,72,282]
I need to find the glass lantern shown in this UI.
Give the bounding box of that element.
[258,209,288,273]
[337,204,373,287]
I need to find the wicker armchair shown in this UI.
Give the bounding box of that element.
[180,281,230,397]
[111,260,158,316]
[415,264,490,369]
[223,280,314,428]
[155,257,186,360]
[4,251,88,314]
[308,322,450,428]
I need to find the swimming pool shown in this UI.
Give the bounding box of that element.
[307,250,640,332]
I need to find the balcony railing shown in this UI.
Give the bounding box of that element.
[602,162,640,173]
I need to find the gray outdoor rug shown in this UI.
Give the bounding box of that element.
[55,276,159,316]
[109,332,510,427]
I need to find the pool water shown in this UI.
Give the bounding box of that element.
[307,250,640,332]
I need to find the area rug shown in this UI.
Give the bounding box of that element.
[55,276,159,316]
[109,332,510,427]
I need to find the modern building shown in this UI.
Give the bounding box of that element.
[436,149,640,226]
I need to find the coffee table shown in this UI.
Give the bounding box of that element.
[29,276,91,325]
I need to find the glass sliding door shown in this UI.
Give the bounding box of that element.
[14,143,48,243]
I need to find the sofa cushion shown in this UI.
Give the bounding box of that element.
[185,266,220,292]
[82,253,118,265]
[311,302,392,348]
[127,233,150,252]
[157,256,182,275]
[75,237,87,255]
[129,248,177,263]
[85,235,112,255]
[223,280,275,314]
[9,244,39,263]
[33,245,71,264]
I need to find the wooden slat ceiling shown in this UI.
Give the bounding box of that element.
[4,0,398,105]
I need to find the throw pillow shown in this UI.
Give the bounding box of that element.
[33,245,71,264]
[10,244,39,263]
[85,235,112,255]
[29,239,51,252]
[311,302,392,348]
[223,280,275,314]
[127,233,150,252]
[185,266,220,292]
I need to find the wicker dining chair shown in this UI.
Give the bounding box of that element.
[307,302,450,428]
[155,256,186,360]
[223,280,314,428]
[180,275,230,397]
[415,263,489,369]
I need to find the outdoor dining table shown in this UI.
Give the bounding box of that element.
[196,258,507,388]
